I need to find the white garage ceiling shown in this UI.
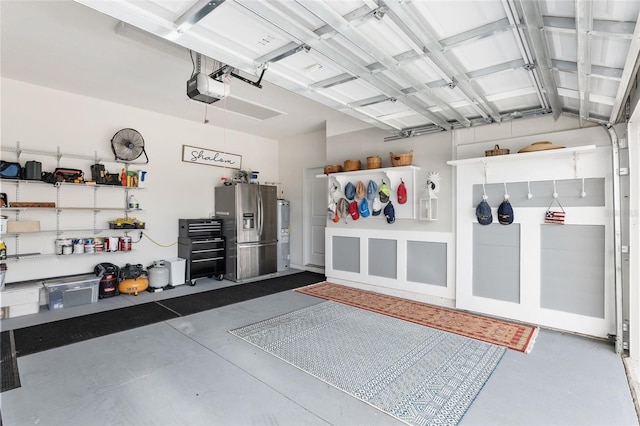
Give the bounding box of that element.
[76,0,640,141]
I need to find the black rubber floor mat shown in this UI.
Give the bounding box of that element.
[13,302,179,357]
[158,284,273,316]
[252,271,325,293]
[1,331,21,392]
[159,271,325,316]
[9,270,326,359]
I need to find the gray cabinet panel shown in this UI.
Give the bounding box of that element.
[540,225,605,318]
[406,241,447,287]
[332,236,360,273]
[368,238,397,279]
[473,224,521,303]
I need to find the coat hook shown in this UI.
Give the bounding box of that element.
[527,181,533,199]
[503,182,509,200]
[482,183,488,200]
[553,180,558,199]
[580,178,587,198]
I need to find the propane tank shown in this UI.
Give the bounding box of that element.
[148,260,170,288]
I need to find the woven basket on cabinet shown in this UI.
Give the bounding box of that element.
[390,150,413,167]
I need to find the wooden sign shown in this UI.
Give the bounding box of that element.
[182,145,242,170]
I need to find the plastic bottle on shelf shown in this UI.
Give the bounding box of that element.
[128,195,140,210]
[0,240,6,260]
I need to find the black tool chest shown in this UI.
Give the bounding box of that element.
[178,219,225,285]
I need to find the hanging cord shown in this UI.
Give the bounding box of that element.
[141,231,178,248]
[503,182,509,200]
[482,183,488,200]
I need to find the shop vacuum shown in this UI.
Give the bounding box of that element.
[94,263,120,298]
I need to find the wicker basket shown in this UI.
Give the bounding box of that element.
[390,150,413,167]
[485,144,510,156]
[367,156,382,169]
[343,159,361,172]
[323,164,343,174]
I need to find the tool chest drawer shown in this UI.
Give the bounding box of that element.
[178,219,226,284]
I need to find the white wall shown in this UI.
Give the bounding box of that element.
[1,78,279,283]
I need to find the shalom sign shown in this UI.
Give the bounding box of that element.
[182,145,242,170]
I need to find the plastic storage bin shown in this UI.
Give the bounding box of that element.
[43,273,99,310]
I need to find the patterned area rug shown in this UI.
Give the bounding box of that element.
[231,301,505,426]
[296,282,538,353]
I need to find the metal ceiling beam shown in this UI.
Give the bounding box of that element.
[233,0,452,130]
[309,73,357,90]
[440,18,513,50]
[543,16,636,39]
[557,87,615,106]
[575,0,593,126]
[384,106,553,141]
[511,0,563,119]
[174,0,226,32]
[552,59,623,81]
[349,95,396,108]
[294,0,473,127]
[380,0,502,123]
[255,42,310,64]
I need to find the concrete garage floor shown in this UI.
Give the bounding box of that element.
[1,275,637,425]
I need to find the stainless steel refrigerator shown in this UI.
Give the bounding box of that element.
[215,183,278,282]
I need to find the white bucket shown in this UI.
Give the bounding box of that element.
[55,238,72,255]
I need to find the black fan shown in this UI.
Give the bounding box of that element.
[110,128,149,163]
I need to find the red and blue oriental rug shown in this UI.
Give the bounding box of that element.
[296,282,538,353]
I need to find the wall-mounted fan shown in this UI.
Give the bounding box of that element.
[110,128,149,164]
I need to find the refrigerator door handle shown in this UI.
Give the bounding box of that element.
[257,187,263,237]
[237,240,277,248]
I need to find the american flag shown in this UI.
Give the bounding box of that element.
[545,210,565,224]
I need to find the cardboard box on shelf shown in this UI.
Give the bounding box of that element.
[7,221,41,233]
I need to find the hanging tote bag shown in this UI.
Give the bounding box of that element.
[545,198,565,224]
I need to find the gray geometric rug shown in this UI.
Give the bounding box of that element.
[230,301,506,426]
